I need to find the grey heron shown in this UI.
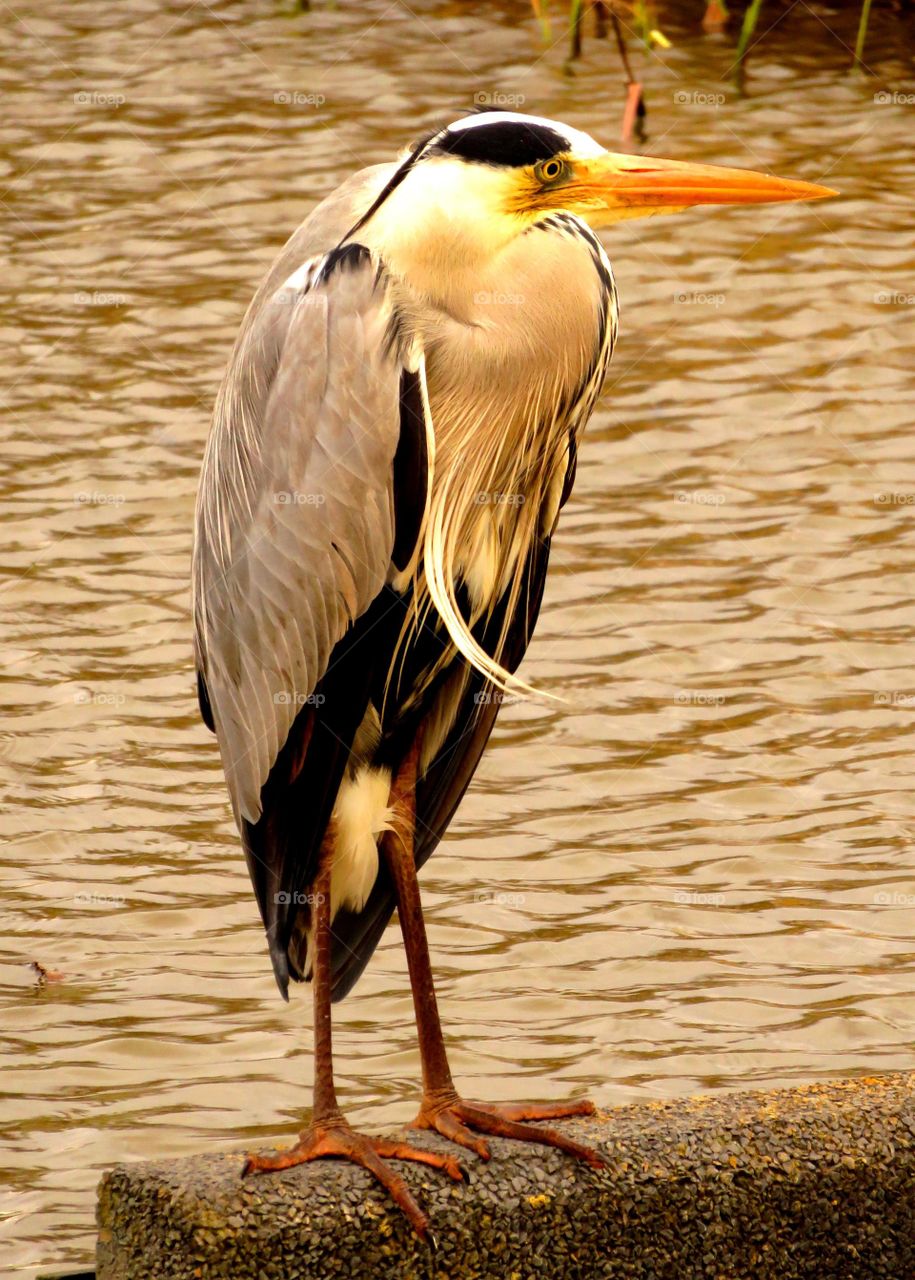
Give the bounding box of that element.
[192,111,833,1237]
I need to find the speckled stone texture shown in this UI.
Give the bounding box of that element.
[97,1072,915,1279]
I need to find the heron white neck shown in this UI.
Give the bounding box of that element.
[360,158,526,320]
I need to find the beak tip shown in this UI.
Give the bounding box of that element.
[798,182,839,201]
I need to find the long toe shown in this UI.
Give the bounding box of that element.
[413,1100,492,1161]
[486,1098,597,1123]
[411,1094,605,1171]
[241,1120,471,1241]
[345,1135,431,1240]
[373,1137,467,1183]
[455,1101,606,1170]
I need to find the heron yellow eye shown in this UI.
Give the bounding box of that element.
[536,158,565,184]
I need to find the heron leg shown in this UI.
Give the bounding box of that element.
[381,739,605,1172]
[241,852,466,1240]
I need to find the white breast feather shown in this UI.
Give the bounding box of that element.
[458,508,500,614]
[329,765,393,917]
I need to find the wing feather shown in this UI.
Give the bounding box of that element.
[193,248,413,830]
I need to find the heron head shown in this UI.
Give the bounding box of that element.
[356,111,834,309]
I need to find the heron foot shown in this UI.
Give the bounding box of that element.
[241,1117,466,1240]
[412,1093,605,1169]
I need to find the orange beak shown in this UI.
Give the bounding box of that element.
[567,152,837,225]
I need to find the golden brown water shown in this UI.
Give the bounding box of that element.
[2,0,915,1273]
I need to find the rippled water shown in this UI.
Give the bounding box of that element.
[3,0,915,1273]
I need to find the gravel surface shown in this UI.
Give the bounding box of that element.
[97,1072,915,1279]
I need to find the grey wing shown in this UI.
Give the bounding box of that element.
[192,245,417,828]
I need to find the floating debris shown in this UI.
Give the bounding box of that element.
[30,960,65,985]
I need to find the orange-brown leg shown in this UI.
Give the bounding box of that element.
[381,739,605,1172]
[241,856,466,1240]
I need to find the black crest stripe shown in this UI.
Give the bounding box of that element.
[431,121,571,167]
[337,125,444,247]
